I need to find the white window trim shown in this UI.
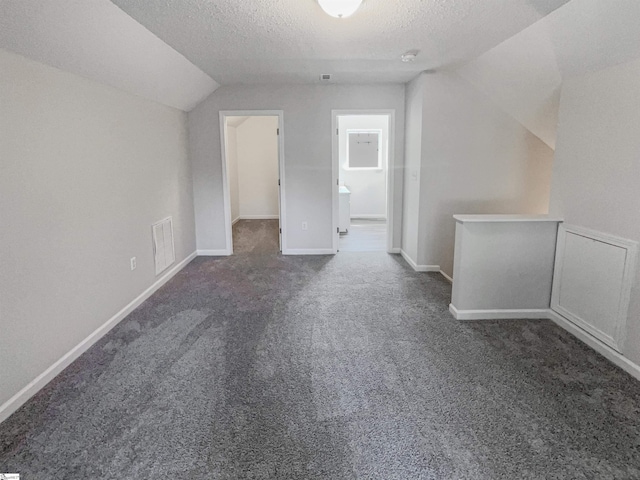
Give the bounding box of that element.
[345,128,383,170]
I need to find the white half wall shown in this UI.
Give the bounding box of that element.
[189,84,405,252]
[451,216,561,312]
[0,49,196,410]
[338,115,388,218]
[549,55,640,367]
[236,116,279,218]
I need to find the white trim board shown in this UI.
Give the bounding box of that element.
[0,251,198,425]
[440,270,453,283]
[400,249,440,272]
[238,215,279,220]
[449,304,549,320]
[197,249,232,256]
[283,249,335,255]
[350,215,387,220]
[547,310,640,382]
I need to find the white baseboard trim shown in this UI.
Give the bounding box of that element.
[0,251,197,425]
[388,248,401,254]
[400,249,440,272]
[440,270,453,283]
[351,215,387,220]
[449,304,549,320]
[283,249,335,255]
[232,217,240,225]
[448,305,640,381]
[239,215,279,220]
[547,310,640,381]
[197,249,231,256]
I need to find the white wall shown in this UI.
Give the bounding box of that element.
[0,49,196,409]
[549,56,640,366]
[403,72,554,274]
[236,116,279,218]
[226,125,241,222]
[338,115,388,219]
[401,75,425,263]
[189,84,405,253]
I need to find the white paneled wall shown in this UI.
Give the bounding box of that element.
[551,225,638,353]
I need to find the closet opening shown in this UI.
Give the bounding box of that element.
[220,111,285,254]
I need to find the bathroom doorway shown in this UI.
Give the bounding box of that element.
[220,111,286,254]
[332,111,395,253]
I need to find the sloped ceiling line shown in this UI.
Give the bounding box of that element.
[0,0,219,111]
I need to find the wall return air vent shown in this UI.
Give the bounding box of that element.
[152,217,176,275]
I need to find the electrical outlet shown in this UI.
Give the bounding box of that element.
[302,221,308,231]
[130,257,137,271]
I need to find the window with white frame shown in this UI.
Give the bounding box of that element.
[346,129,382,169]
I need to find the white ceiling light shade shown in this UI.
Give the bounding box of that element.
[317,0,363,18]
[401,52,417,63]
[401,50,420,63]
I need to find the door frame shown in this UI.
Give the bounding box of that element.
[219,110,286,254]
[331,109,396,253]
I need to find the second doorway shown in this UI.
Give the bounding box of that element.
[335,113,391,253]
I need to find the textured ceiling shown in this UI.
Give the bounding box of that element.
[0,0,218,111]
[4,0,636,146]
[110,0,571,85]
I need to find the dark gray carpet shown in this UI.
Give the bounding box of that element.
[2,220,640,479]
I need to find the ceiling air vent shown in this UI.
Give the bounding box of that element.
[320,74,332,81]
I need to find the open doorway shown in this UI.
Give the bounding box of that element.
[220,111,285,255]
[332,111,394,253]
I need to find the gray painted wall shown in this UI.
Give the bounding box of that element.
[550,56,640,367]
[189,84,405,252]
[403,72,554,275]
[0,48,196,408]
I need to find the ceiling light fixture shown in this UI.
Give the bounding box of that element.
[317,0,363,18]
[401,51,419,63]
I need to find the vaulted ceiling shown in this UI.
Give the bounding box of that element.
[2,0,640,147]
[0,0,218,111]
[457,0,640,149]
[110,0,571,85]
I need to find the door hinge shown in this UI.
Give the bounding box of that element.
[280,228,282,234]
[336,128,339,135]
[336,179,339,186]
[337,227,339,233]
[278,179,281,186]
[277,128,280,135]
